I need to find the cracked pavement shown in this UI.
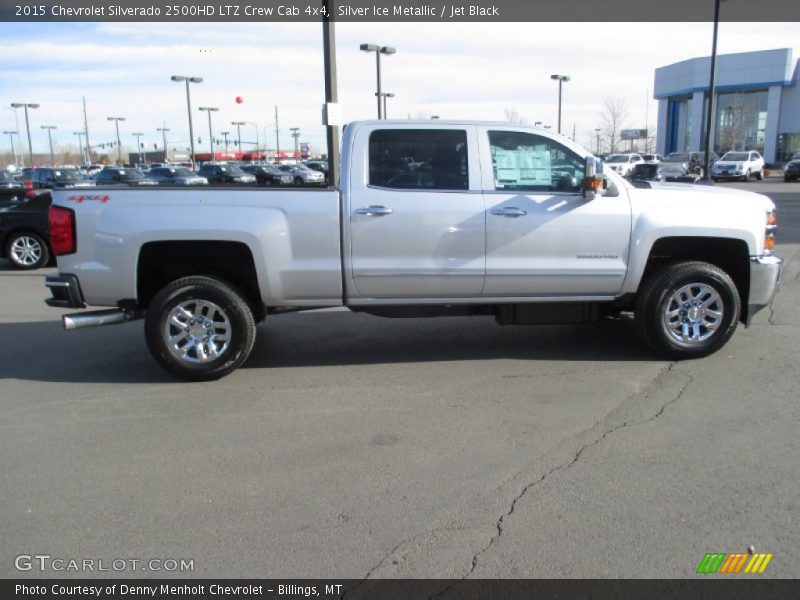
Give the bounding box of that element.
[1,184,798,581]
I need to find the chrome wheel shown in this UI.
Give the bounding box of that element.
[10,235,43,267]
[164,299,231,364]
[663,283,724,346]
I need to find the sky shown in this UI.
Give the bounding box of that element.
[1,20,799,159]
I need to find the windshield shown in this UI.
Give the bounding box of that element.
[108,169,145,181]
[605,155,629,163]
[665,153,690,163]
[171,168,194,177]
[721,152,749,161]
[53,169,84,181]
[221,166,245,175]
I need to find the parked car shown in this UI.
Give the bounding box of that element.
[712,151,765,182]
[603,154,644,177]
[197,164,257,185]
[277,164,326,186]
[147,167,208,186]
[44,120,781,381]
[31,167,95,190]
[0,171,23,189]
[95,167,159,186]
[0,189,51,269]
[240,164,294,186]
[304,160,329,175]
[641,154,663,163]
[784,152,800,182]
[626,163,664,182]
[660,152,718,182]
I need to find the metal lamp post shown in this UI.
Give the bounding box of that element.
[220,131,230,156]
[107,116,125,164]
[595,128,602,155]
[132,132,144,165]
[550,74,570,134]
[3,130,18,167]
[360,43,396,119]
[157,124,170,160]
[11,102,39,166]
[171,75,203,169]
[231,121,245,157]
[40,125,56,166]
[376,92,395,118]
[73,131,85,164]
[701,0,725,183]
[289,127,300,158]
[198,107,218,163]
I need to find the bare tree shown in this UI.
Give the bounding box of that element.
[599,96,630,154]
[503,106,529,126]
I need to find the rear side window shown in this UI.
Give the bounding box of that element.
[369,129,469,190]
[488,131,584,193]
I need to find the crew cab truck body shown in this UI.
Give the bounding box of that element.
[45,121,782,380]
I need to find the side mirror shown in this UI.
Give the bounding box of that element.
[583,156,605,200]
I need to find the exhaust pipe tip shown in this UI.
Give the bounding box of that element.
[63,309,128,330]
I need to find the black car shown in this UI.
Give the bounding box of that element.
[95,167,158,186]
[31,167,95,190]
[0,171,23,189]
[626,163,664,182]
[785,152,800,182]
[197,164,257,185]
[0,189,51,269]
[241,164,294,186]
[660,152,719,182]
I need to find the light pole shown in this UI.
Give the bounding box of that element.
[360,43,396,119]
[595,128,602,155]
[701,0,725,183]
[3,130,18,167]
[11,102,39,166]
[289,127,300,158]
[376,92,395,118]
[4,107,22,167]
[41,125,56,166]
[231,121,245,157]
[550,74,570,134]
[199,106,218,163]
[157,124,170,160]
[132,132,144,165]
[171,75,203,169]
[107,116,125,163]
[73,131,85,164]
[220,131,230,156]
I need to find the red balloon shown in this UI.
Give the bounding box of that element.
[235,96,243,104]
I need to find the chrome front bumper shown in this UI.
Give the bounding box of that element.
[746,255,782,325]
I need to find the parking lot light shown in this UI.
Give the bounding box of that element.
[107,117,125,164]
[550,74,570,134]
[3,130,19,167]
[360,44,396,119]
[11,102,39,166]
[231,121,246,157]
[40,125,56,167]
[171,75,203,170]
[199,107,219,163]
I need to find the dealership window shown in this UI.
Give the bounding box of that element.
[713,90,768,154]
[487,131,584,193]
[368,129,469,190]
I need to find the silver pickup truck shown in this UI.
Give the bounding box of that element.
[45,121,782,380]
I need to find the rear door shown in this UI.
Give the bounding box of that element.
[479,127,631,297]
[348,125,485,299]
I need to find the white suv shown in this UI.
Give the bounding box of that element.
[604,153,644,176]
[712,151,765,181]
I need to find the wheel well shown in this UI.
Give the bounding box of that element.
[3,229,51,254]
[137,241,264,321]
[642,237,750,322]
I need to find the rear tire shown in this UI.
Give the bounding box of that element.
[635,261,740,360]
[756,170,764,180]
[6,231,49,270]
[145,276,256,381]
[294,177,304,186]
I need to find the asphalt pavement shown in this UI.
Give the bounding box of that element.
[0,180,798,583]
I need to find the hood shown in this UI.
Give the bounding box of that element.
[629,180,775,213]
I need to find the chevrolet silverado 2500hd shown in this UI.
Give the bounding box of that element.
[44,121,782,380]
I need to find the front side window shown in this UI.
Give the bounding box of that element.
[488,131,584,193]
[369,129,468,190]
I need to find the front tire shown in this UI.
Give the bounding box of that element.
[145,276,256,381]
[6,231,49,270]
[635,261,740,360]
[294,177,304,186]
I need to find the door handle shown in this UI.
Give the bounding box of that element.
[491,206,527,217]
[355,205,393,216]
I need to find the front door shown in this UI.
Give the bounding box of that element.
[479,128,631,297]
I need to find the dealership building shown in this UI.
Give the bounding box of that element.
[654,48,800,163]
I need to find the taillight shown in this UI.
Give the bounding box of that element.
[23,180,33,190]
[49,205,76,255]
